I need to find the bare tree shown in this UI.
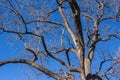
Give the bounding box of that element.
[0,0,120,80]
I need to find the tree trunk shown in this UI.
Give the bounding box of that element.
[85,57,91,76]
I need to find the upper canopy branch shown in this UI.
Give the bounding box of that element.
[69,0,84,47]
[26,20,64,26]
[58,1,76,45]
[7,0,28,32]
[88,20,99,61]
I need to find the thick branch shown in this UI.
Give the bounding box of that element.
[88,21,99,61]
[69,0,85,79]
[0,59,62,79]
[58,2,76,45]
[69,0,84,47]
[88,0,111,61]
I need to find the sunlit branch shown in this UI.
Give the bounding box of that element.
[0,59,63,79]
[88,21,99,61]
[69,0,84,47]
[58,1,76,45]
[60,29,65,48]
[69,0,86,79]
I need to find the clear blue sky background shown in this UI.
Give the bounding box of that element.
[0,23,120,80]
[0,0,120,80]
[0,33,57,80]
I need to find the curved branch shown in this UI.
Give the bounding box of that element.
[0,59,62,80]
[26,20,64,26]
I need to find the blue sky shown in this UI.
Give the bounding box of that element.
[0,0,120,80]
[0,24,120,80]
[0,33,28,80]
[0,33,55,80]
